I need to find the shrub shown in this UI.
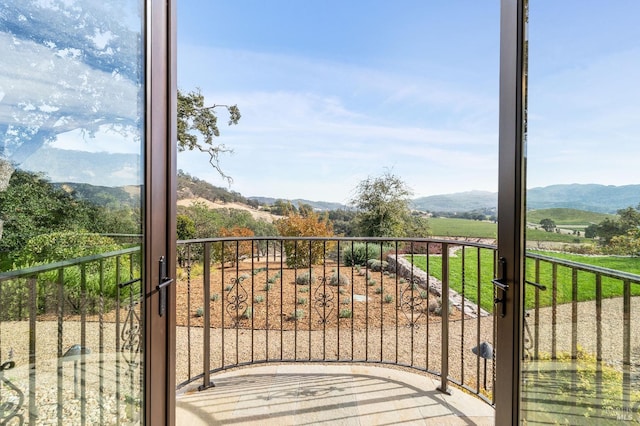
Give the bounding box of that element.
[428,298,451,316]
[367,279,376,286]
[241,307,252,319]
[298,286,309,293]
[339,309,352,318]
[342,243,381,266]
[15,231,130,315]
[341,297,351,305]
[225,285,234,292]
[252,267,267,275]
[419,290,429,300]
[211,226,255,266]
[375,287,383,295]
[297,297,307,305]
[329,272,350,286]
[254,295,264,303]
[367,259,388,272]
[211,293,220,302]
[263,283,273,291]
[275,212,334,268]
[296,271,315,285]
[384,294,394,304]
[195,307,204,317]
[289,309,305,321]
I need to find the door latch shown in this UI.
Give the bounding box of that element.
[158,256,174,317]
[491,256,509,318]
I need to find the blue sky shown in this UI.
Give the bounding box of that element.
[176,1,639,203]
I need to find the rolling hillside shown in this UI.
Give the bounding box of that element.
[526,208,613,226]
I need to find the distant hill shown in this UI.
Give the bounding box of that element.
[412,191,497,213]
[527,184,640,214]
[248,196,348,212]
[526,208,613,226]
[177,170,258,207]
[54,182,140,209]
[411,185,640,214]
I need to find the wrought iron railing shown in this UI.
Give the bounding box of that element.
[0,247,143,425]
[175,237,499,404]
[523,252,640,422]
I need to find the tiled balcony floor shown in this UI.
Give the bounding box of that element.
[176,364,494,425]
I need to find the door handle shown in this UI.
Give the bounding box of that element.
[158,256,174,317]
[491,256,508,318]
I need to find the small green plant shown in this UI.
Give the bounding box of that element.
[375,287,383,295]
[355,265,361,273]
[341,297,351,305]
[428,297,452,316]
[419,290,429,300]
[254,295,264,303]
[399,278,407,284]
[252,267,267,275]
[384,294,393,304]
[383,271,390,276]
[225,284,234,292]
[367,259,388,272]
[289,309,305,321]
[367,279,376,286]
[298,286,309,293]
[241,306,252,319]
[338,288,346,295]
[296,271,315,285]
[263,283,273,291]
[329,272,350,286]
[297,297,307,305]
[339,309,352,318]
[195,307,204,317]
[210,293,220,302]
[267,276,277,284]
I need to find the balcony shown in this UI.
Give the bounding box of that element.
[1,237,638,424]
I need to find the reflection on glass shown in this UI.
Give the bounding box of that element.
[0,1,144,424]
[522,1,640,424]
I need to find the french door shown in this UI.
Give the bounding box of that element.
[0,0,175,424]
[497,0,640,424]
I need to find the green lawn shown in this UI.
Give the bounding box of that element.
[412,249,640,312]
[526,208,613,226]
[428,217,590,244]
[429,218,496,238]
[526,228,588,243]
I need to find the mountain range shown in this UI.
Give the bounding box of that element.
[251,184,640,214]
[411,184,640,214]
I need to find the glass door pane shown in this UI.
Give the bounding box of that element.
[522,2,640,423]
[0,1,145,424]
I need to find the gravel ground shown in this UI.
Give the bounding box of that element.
[2,295,638,424]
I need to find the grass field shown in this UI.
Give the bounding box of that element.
[429,217,496,238]
[525,229,588,243]
[526,208,613,226]
[412,249,640,312]
[428,217,590,243]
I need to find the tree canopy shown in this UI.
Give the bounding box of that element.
[350,172,415,237]
[177,89,241,183]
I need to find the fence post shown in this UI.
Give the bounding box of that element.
[438,243,451,394]
[199,242,214,390]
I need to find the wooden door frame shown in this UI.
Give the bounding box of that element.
[495,0,526,424]
[145,0,177,424]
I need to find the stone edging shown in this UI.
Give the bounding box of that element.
[386,254,490,318]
